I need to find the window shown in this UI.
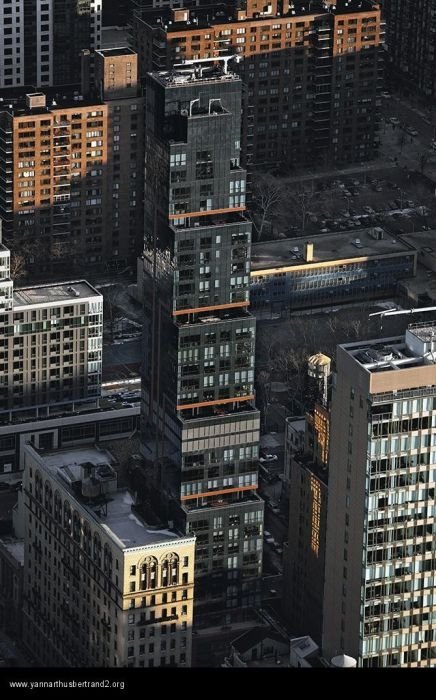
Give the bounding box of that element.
[170,153,186,167]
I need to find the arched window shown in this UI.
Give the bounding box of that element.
[63,500,72,534]
[35,471,43,503]
[72,511,81,543]
[83,521,92,555]
[161,553,179,587]
[44,481,53,513]
[103,544,112,576]
[54,491,62,524]
[93,534,102,566]
[140,556,158,590]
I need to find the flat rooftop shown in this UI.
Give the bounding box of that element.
[13,280,101,308]
[96,46,135,58]
[0,87,101,116]
[343,321,436,373]
[0,538,25,565]
[141,0,379,31]
[251,229,414,273]
[39,446,188,550]
[150,67,240,88]
[402,230,436,257]
[101,27,130,50]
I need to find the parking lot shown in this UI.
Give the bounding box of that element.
[281,165,436,240]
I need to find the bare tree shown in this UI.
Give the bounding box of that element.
[397,131,407,153]
[419,152,429,174]
[250,173,283,241]
[7,238,41,282]
[9,250,27,281]
[281,185,319,234]
[103,284,124,342]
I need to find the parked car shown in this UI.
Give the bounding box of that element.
[259,454,278,463]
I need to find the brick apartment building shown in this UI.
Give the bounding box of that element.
[131,0,385,171]
[0,48,144,273]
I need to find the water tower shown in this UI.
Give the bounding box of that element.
[307,352,331,407]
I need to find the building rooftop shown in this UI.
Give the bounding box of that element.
[101,26,130,50]
[150,66,240,88]
[96,47,135,58]
[0,537,25,566]
[140,0,379,32]
[402,229,436,256]
[232,626,289,655]
[13,280,101,308]
[0,87,102,116]
[35,446,191,551]
[251,229,414,274]
[343,320,436,373]
[290,635,331,668]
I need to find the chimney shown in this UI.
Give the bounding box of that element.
[305,241,314,263]
[25,92,46,111]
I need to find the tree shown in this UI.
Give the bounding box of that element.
[7,238,40,283]
[249,173,283,241]
[9,251,27,281]
[419,152,429,174]
[397,131,407,153]
[103,284,124,342]
[281,184,321,235]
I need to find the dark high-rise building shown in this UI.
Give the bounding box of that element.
[383,0,436,99]
[131,0,385,171]
[140,61,264,617]
[0,0,102,89]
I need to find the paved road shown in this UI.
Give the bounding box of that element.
[379,94,436,176]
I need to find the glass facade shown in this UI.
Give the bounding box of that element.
[363,390,436,666]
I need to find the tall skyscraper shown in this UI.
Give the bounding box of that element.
[140,61,264,617]
[0,1,102,89]
[131,0,385,171]
[323,322,436,667]
[22,443,195,667]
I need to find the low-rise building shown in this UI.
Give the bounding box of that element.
[250,229,417,312]
[289,636,331,668]
[224,626,290,667]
